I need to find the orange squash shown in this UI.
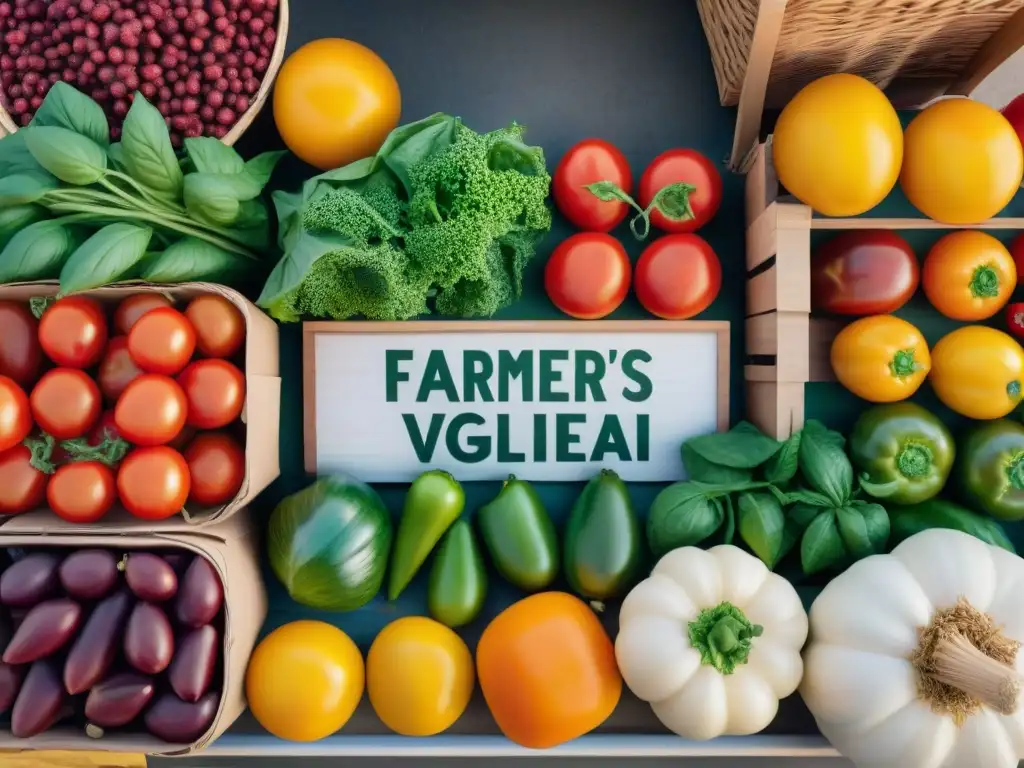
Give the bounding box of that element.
[476,592,621,749]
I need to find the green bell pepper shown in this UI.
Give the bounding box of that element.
[848,402,955,505]
[958,419,1024,521]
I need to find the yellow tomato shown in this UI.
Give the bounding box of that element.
[273,38,402,171]
[922,230,1015,320]
[366,616,474,736]
[245,621,364,742]
[901,98,1024,224]
[830,315,929,402]
[930,325,1024,419]
[772,74,902,217]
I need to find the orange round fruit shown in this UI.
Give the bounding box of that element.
[273,38,401,171]
[476,591,621,749]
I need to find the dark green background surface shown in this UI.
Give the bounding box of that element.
[209,0,1024,748]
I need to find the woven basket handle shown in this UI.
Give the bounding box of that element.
[728,0,789,174]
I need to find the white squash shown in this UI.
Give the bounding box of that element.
[801,528,1024,768]
[614,544,808,740]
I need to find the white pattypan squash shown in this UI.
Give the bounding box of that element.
[801,528,1024,768]
[614,544,808,740]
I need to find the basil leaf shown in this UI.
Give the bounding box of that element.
[848,501,890,555]
[803,419,846,449]
[737,491,786,568]
[30,82,110,146]
[647,481,725,556]
[835,506,874,560]
[141,237,250,283]
[243,149,287,188]
[107,142,128,172]
[682,422,781,470]
[59,223,153,294]
[800,510,846,575]
[788,502,824,529]
[121,94,183,196]
[0,172,58,205]
[183,174,243,224]
[0,132,48,177]
[184,137,245,174]
[0,220,85,282]
[784,488,834,507]
[681,443,753,484]
[23,126,107,185]
[798,424,853,507]
[763,431,801,485]
[223,201,271,252]
[721,496,736,545]
[0,204,48,250]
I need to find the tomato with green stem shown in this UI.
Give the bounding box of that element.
[637,149,722,235]
[36,296,108,369]
[633,234,721,320]
[30,368,101,440]
[544,233,631,320]
[922,230,1015,321]
[552,139,634,232]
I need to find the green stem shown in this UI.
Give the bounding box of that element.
[897,442,933,479]
[687,601,763,675]
[46,201,259,260]
[105,169,186,214]
[889,348,923,380]
[25,433,57,474]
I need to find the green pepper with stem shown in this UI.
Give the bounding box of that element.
[848,402,955,505]
[957,419,1024,521]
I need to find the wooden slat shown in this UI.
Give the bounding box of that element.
[746,381,805,440]
[947,5,1024,97]
[746,202,778,271]
[811,216,1024,231]
[745,312,809,383]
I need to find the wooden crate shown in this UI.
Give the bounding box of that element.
[744,140,1024,439]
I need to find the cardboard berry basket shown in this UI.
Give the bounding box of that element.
[0,512,267,756]
[1,280,281,527]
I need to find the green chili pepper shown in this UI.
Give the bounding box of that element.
[848,402,955,505]
[477,475,559,592]
[427,520,487,628]
[957,419,1024,521]
[387,469,464,600]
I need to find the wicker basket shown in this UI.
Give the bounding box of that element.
[0,0,289,146]
[698,0,1024,170]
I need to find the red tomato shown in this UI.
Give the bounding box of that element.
[184,431,245,506]
[168,424,197,451]
[89,409,123,445]
[638,149,722,234]
[114,293,173,335]
[0,302,41,387]
[117,446,190,520]
[552,139,634,232]
[38,297,108,369]
[128,307,197,376]
[0,444,47,514]
[97,336,144,401]
[1002,94,1024,152]
[185,295,246,359]
[47,461,116,523]
[1007,302,1024,339]
[177,360,246,429]
[114,374,188,447]
[544,233,631,320]
[634,234,722,320]
[0,376,31,453]
[30,369,100,440]
[811,231,920,316]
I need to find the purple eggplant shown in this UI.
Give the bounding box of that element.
[63,590,132,694]
[169,625,218,702]
[123,553,178,603]
[0,553,60,608]
[84,672,155,728]
[58,550,119,601]
[144,691,219,743]
[124,602,174,675]
[175,557,223,628]
[3,598,82,665]
[11,659,64,737]
[0,663,24,713]
[162,552,192,574]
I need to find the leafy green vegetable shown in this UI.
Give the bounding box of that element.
[59,223,153,294]
[0,132,48,177]
[184,137,245,174]
[184,174,242,224]
[23,126,107,185]
[0,173,57,205]
[801,510,845,575]
[244,150,287,187]
[141,237,248,283]
[120,93,183,196]
[763,432,800,485]
[836,502,889,560]
[259,113,552,322]
[682,421,781,472]
[798,420,853,507]
[0,220,84,282]
[737,492,786,568]
[0,205,48,250]
[30,82,110,147]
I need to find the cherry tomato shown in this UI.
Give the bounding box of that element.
[47,461,116,523]
[1009,302,1024,340]
[117,446,190,520]
[0,376,31,453]
[185,295,246,359]
[38,297,108,369]
[89,409,123,446]
[544,233,631,320]
[811,231,920,316]
[114,374,188,447]
[0,301,41,387]
[634,234,722,320]
[638,149,722,234]
[923,230,1016,321]
[0,444,47,514]
[128,307,197,376]
[30,369,100,440]
[97,336,144,402]
[177,360,246,429]
[114,293,173,335]
[168,424,197,451]
[184,432,245,506]
[552,139,633,232]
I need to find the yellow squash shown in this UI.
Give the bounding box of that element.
[929,325,1024,419]
[831,315,929,402]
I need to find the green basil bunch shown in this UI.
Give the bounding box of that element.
[0,83,285,294]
